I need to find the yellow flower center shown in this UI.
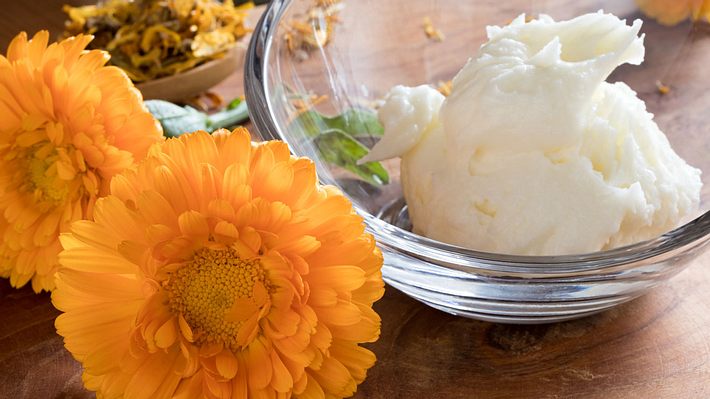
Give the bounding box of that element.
[166,247,270,349]
[27,151,69,204]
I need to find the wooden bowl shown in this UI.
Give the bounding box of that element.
[136,45,245,102]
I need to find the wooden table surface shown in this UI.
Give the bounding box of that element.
[1,2,710,399]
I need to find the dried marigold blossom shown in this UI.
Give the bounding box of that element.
[283,0,343,58]
[0,31,163,292]
[53,128,385,398]
[63,0,253,82]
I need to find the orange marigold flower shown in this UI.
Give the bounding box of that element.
[636,0,710,25]
[0,31,163,292]
[52,129,385,399]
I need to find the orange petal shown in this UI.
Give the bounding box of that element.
[298,373,325,399]
[218,127,251,167]
[199,341,224,358]
[252,281,269,307]
[247,338,273,389]
[310,356,356,398]
[56,159,76,180]
[266,309,299,337]
[287,254,309,275]
[312,300,362,326]
[116,240,149,266]
[92,196,141,240]
[200,163,220,200]
[327,304,381,343]
[137,190,178,227]
[155,318,177,349]
[175,342,200,377]
[177,210,209,239]
[172,371,204,399]
[215,349,239,379]
[269,350,294,393]
[214,221,239,243]
[311,323,332,351]
[204,374,231,398]
[222,165,251,206]
[7,31,29,62]
[59,246,138,274]
[145,224,176,246]
[307,287,338,307]
[225,297,258,323]
[292,372,309,395]
[238,226,261,254]
[124,349,181,399]
[271,236,320,257]
[236,313,260,348]
[254,161,294,199]
[307,266,366,292]
[208,198,236,221]
[231,357,249,399]
[328,340,376,384]
[234,201,256,227]
[177,313,194,342]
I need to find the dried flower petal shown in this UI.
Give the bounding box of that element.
[63,0,253,82]
[283,0,343,59]
[423,16,446,42]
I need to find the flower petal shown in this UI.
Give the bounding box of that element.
[177,313,194,342]
[216,349,239,379]
[154,317,178,349]
[225,297,258,323]
[269,350,293,393]
[247,338,273,389]
[177,210,209,239]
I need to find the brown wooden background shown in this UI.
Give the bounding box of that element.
[0,1,709,398]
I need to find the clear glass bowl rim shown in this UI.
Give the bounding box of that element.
[244,0,710,275]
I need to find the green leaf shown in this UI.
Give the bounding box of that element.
[146,99,250,138]
[290,108,384,139]
[288,108,388,186]
[227,97,243,110]
[145,100,208,137]
[314,129,389,186]
[324,108,384,137]
[206,100,249,130]
[291,110,328,138]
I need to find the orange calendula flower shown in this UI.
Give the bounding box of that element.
[636,0,710,25]
[0,31,163,292]
[53,129,384,398]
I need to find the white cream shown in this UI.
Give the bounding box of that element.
[362,12,702,255]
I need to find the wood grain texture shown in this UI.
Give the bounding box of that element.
[1,252,709,399]
[355,251,710,399]
[0,2,709,399]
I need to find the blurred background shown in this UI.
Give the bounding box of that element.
[0,0,93,50]
[0,0,268,51]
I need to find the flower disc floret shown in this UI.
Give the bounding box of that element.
[166,247,272,350]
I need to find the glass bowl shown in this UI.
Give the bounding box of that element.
[245,0,710,323]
